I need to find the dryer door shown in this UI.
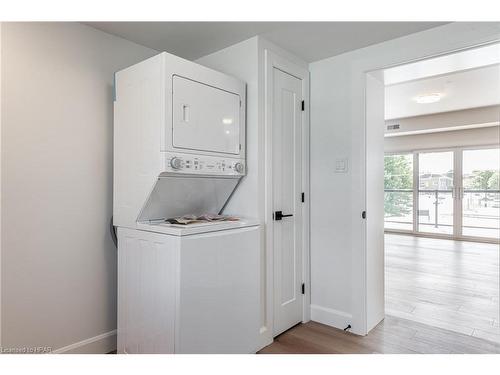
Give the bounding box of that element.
[172,75,241,155]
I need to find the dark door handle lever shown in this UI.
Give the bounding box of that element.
[274,211,293,221]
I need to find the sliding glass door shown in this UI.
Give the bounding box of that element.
[384,147,500,242]
[462,148,500,239]
[417,151,454,235]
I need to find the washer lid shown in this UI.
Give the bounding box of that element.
[136,218,260,236]
[137,172,240,223]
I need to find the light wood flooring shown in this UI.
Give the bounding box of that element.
[385,233,499,344]
[259,234,499,354]
[258,315,500,354]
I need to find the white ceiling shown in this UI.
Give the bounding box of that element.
[385,64,500,119]
[84,22,447,62]
[384,43,500,85]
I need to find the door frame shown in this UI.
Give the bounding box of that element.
[264,49,310,337]
[363,39,500,335]
[384,144,500,243]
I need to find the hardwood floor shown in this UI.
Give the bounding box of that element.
[259,233,499,354]
[258,315,500,354]
[385,233,500,343]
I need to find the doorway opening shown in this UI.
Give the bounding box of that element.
[375,43,500,343]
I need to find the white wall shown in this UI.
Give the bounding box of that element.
[1,22,156,353]
[310,22,500,335]
[196,36,269,347]
[0,22,3,349]
[196,36,308,348]
[196,38,260,219]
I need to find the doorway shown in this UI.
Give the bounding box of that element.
[367,42,500,342]
[272,67,304,336]
[265,50,310,338]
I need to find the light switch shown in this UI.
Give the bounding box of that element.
[335,158,348,173]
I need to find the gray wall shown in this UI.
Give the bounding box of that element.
[385,126,500,153]
[1,22,156,352]
[385,105,500,136]
[384,106,500,152]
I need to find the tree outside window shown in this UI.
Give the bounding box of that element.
[384,154,413,218]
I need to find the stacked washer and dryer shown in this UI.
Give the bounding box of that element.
[113,52,260,353]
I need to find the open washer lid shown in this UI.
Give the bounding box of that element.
[137,172,241,223]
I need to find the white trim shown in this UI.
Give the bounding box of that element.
[453,149,463,238]
[263,45,310,338]
[358,28,500,337]
[302,69,311,324]
[413,152,419,233]
[310,305,353,331]
[387,142,500,155]
[384,121,499,137]
[385,230,500,244]
[51,330,116,354]
[0,21,3,349]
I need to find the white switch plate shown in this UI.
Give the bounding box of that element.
[335,158,348,173]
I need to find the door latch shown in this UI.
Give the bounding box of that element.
[274,211,294,221]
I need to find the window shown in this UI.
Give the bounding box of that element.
[384,147,499,240]
[384,154,413,231]
[462,148,500,239]
[417,151,454,235]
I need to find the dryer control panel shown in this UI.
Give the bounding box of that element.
[164,152,245,176]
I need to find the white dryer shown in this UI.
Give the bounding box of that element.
[113,52,260,353]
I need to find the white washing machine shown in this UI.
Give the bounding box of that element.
[113,52,260,353]
[117,217,260,354]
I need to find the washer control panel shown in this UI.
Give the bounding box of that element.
[164,152,245,176]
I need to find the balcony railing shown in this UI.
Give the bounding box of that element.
[384,188,500,238]
[462,189,500,238]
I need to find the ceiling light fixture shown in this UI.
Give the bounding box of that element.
[414,93,442,104]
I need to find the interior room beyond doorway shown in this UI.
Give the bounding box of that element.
[381,43,500,345]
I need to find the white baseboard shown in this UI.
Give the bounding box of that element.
[310,304,353,332]
[256,326,273,352]
[52,330,117,354]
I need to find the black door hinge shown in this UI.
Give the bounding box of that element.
[362,211,366,219]
[301,283,305,295]
[301,192,305,202]
[301,100,305,111]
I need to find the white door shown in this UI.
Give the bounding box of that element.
[272,67,303,336]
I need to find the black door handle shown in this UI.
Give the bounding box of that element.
[274,211,293,221]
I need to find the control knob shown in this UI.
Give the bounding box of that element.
[234,162,244,173]
[170,157,182,170]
